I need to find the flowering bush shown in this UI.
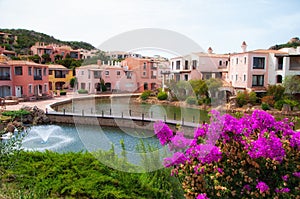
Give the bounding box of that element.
[154,110,300,198]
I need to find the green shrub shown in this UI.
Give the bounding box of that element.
[248,91,257,104]
[203,97,211,105]
[283,99,299,110]
[59,90,67,95]
[236,91,248,107]
[157,91,168,100]
[267,84,285,101]
[140,90,151,100]
[2,110,30,119]
[274,100,285,110]
[261,103,270,110]
[186,96,197,105]
[77,89,88,94]
[0,150,183,199]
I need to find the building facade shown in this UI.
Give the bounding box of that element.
[48,64,74,91]
[30,42,82,63]
[169,48,229,82]
[76,63,137,94]
[0,57,49,99]
[121,57,161,91]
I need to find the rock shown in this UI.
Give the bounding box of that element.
[21,106,32,112]
[6,122,15,133]
[282,104,291,113]
[12,121,22,128]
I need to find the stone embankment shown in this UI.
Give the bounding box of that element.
[0,106,50,135]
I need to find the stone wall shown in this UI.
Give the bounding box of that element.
[46,112,197,137]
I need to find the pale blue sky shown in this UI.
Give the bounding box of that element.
[0,0,299,54]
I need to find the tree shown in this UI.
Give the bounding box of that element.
[205,78,223,98]
[28,54,40,63]
[283,75,300,96]
[41,53,51,63]
[267,84,285,101]
[189,79,208,98]
[69,77,76,88]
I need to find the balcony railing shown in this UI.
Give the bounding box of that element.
[151,76,157,79]
[0,75,11,80]
[34,75,42,80]
[54,75,66,78]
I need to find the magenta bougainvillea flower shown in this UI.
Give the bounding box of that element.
[256,181,269,193]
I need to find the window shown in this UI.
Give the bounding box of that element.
[225,61,228,66]
[172,62,174,70]
[34,68,42,80]
[176,60,180,70]
[143,62,147,69]
[49,70,53,75]
[117,71,121,76]
[28,84,33,94]
[235,74,238,81]
[105,71,109,76]
[143,71,146,77]
[244,57,247,64]
[219,60,222,66]
[252,75,264,86]
[43,68,47,76]
[28,67,32,75]
[277,57,283,70]
[192,60,197,69]
[15,66,22,75]
[236,58,238,65]
[94,71,101,78]
[243,74,246,81]
[276,75,283,83]
[81,71,84,75]
[0,67,10,80]
[184,60,189,70]
[44,84,47,92]
[253,57,265,69]
[81,83,86,90]
[184,74,188,81]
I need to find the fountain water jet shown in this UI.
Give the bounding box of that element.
[31,125,62,143]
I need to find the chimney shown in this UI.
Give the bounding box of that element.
[97,60,102,66]
[207,47,213,54]
[241,41,247,52]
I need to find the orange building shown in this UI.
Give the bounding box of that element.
[0,56,49,99]
[121,57,160,91]
[30,42,82,63]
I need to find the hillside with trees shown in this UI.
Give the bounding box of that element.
[269,37,300,50]
[0,28,96,55]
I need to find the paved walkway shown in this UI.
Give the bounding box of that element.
[3,92,141,112]
[4,94,74,111]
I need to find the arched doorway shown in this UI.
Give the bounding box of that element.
[276,75,283,83]
[144,82,148,91]
[105,83,111,91]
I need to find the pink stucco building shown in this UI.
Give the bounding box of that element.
[228,42,289,93]
[0,56,49,99]
[76,62,137,93]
